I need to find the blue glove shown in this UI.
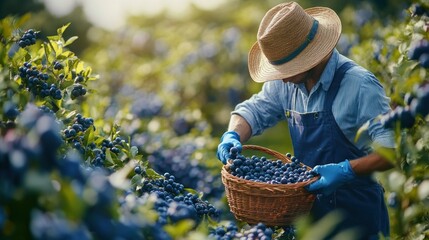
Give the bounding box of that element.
[216,131,242,164]
[306,160,356,195]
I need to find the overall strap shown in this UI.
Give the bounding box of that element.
[323,61,357,110]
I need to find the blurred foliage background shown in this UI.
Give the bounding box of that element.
[1,0,428,239]
[0,0,413,154]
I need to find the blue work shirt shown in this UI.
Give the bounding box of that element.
[232,49,395,153]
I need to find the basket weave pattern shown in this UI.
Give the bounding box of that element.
[221,145,318,226]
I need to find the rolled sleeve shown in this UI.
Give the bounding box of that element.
[368,119,396,148]
[232,80,286,136]
[357,73,395,148]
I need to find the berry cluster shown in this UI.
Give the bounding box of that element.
[410,3,429,17]
[18,62,63,99]
[101,137,122,154]
[3,102,20,120]
[172,117,192,136]
[130,91,163,118]
[0,105,63,201]
[53,61,64,70]
[228,147,317,184]
[63,114,94,139]
[38,105,55,117]
[210,222,273,240]
[408,39,429,68]
[137,172,220,225]
[147,142,224,200]
[71,84,87,99]
[91,137,124,166]
[381,84,429,129]
[410,84,429,117]
[0,105,178,240]
[387,192,399,209]
[18,29,39,48]
[63,114,95,155]
[380,106,415,129]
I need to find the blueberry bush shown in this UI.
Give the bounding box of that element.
[350,2,429,239]
[0,0,428,239]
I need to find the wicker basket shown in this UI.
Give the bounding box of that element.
[221,145,318,226]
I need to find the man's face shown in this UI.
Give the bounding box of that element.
[281,70,312,84]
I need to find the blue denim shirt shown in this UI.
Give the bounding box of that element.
[232,49,395,152]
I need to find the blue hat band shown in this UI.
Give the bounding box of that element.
[269,19,319,65]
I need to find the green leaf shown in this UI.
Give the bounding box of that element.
[130,146,138,157]
[43,42,54,63]
[105,148,114,165]
[57,50,75,60]
[109,160,135,190]
[146,168,162,179]
[83,125,95,148]
[205,215,219,227]
[60,181,85,220]
[24,170,54,193]
[64,110,76,119]
[75,61,85,76]
[299,211,347,240]
[373,144,396,163]
[355,118,372,143]
[47,34,60,42]
[164,220,195,238]
[130,174,143,189]
[16,13,32,29]
[57,23,71,37]
[417,180,429,200]
[64,36,78,47]
[184,188,199,196]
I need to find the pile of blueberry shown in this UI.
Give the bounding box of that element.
[210,222,273,240]
[228,147,317,184]
[17,29,39,48]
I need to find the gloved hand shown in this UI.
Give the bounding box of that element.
[306,160,356,195]
[216,131,242,164]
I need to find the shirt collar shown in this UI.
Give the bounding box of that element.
[295,49,339,95]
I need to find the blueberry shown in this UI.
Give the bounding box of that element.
[419,53,429,68]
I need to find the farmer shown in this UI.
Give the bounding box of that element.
[216,2,395,239]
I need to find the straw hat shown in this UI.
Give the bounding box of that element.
[248,2,342,83]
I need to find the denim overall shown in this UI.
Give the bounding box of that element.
[286,62,389,239]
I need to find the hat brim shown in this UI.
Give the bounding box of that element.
[248,7,342,83]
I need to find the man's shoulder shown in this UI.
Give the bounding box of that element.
[337,58,380,87]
